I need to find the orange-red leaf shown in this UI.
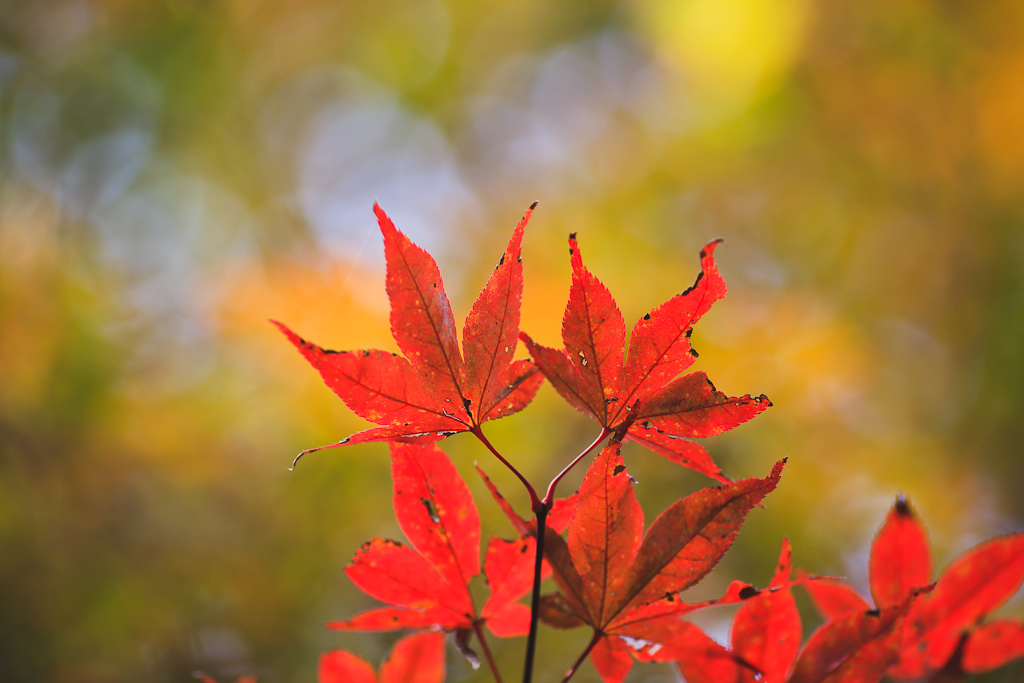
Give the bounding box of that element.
[278,204,543,459]
[538,593,588,629]
[568,442,644,626]
[624,425,729,483]
[618,238,726,421]
[613,458,786,614]
[897,532,1024,677]
[673,624,748,683]
[379,631,446,683]
[319,632,445,683]
[589,635,634,683]
[483,601,531,637]
[274,322,465,435]
[540,458,784,637]
[319,650,377,683]
[478,358,543,422]
[539,524,589,621]
[377,203,469,419]
[790,598,915,683]
[801,575,872,621]
[610,577,811,627]
[390,443,479,596]
[345,538,471,616]
[731,538,801,683]
[547,493,579,533]
[637,372,771,437]
[462,204,533,421]
[519,333,604,421]
[481,536,547,636]
[869,495,932,609]
[523,237,769,479]
[338,444,546,640]
[475,463,531,535]
[625,619,740,667]
[327,606,464,632]
[562,233,625,419]
[962,619,1024,673]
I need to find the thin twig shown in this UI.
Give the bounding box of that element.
[543,427,611,505]
[522,504,548,683]
[473,620,505,683]
[560,631,602,683]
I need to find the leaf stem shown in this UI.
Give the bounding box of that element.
[543,427,610,505]
[472,427,540,509]
[521,504,548,683]
[472,620,505,683]
[559,631,602,683]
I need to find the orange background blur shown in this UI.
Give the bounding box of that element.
[1,1,1022,681]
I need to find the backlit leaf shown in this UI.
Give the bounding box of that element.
[377,203,468,416]
[615,458,786,612]
[589,635,634,683]
[731,538,801,683]
[319,650,377,683]
[789,598,915,683]
[522,236,770,479]
[277,203,541,459]
[619,238,726,417]
[869,495,932,609]
[898,532,1024,677]
[568,442,644,626]
[379,631,446,683]
[332,443,537,643]
[562,233,625,418]
[463,204,533,421]
[800,574,872,621]
[962,619,1024,674]
[390,442,479,596]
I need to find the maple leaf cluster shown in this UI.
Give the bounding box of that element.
[671,497,1024,683]
[274,203,541,461]
[521,235,770,482]
[270,204,1024,683]
[326,442,558,645]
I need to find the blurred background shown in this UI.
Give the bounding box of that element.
[1,0,1022,681]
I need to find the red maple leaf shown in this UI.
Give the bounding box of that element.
[318,631,445,683]
[519,439,786,682]
[675,540,801,683]
[802,495,1024,680]
[787,594,919,683]
[674,538,922,683]
[328,442,539,649]
[274,203,542,464]
[520,235,770,482]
